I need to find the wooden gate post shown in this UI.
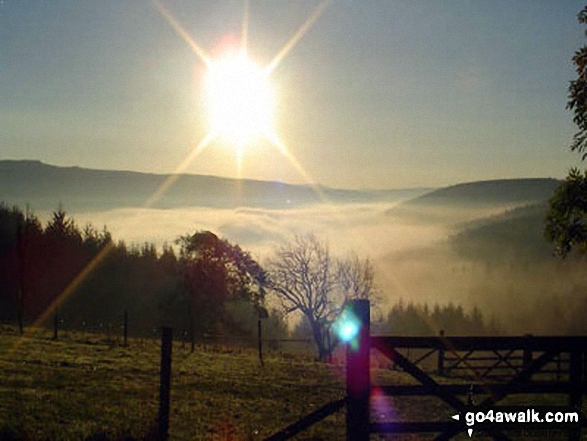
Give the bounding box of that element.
[346,299,370,441]
[158,327,173,441]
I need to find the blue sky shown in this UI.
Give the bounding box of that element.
[1,1,586,189]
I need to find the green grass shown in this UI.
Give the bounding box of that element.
[0,326,582,440]
[0,326,348,440]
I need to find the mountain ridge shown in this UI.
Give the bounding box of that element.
[0,160,430,211]
[384,177,561,225]
[397,178,561,207]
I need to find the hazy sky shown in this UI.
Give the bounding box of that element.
[2,1,586,189]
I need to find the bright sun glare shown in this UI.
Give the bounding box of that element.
[23,0,334,350]
[152,0,331,182]
[204,51,275,145]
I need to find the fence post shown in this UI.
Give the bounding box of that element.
[123,310,128,347]
[158,327,173,441]
[437,329,445,376]
[16,220,25,336]
[53,313,58,340]
[257,319,264,367]
[346,299,370,441]
[189,317,195,353]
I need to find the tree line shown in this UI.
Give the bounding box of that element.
[2,205,150,331]
[0,204,281,342]
[373,300,500,336]
[0,203,500,359]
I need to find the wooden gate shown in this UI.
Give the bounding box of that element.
[348,300,587,441]
[264,299,587,440]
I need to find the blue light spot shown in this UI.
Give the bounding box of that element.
[334,310,360,343]
[339,321,359,342]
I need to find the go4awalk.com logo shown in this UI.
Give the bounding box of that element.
[451,406,581,437]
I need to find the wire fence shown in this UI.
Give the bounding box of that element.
[0,315,317,358]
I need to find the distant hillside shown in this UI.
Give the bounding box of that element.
[386,178,561,224]
[450,203,553,263]
[0,160,428,211]
[400,178,560,207]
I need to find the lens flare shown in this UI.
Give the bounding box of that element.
[334,309,360,343]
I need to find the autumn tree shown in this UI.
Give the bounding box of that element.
[177,231,266,338]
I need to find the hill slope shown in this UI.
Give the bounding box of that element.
[386,178,561,224]
[0,160,429,211]
[450,203,553,263]
[399,178,560,207]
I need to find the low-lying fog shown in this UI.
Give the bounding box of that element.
[58,202,446,257]
[34,200,587,335]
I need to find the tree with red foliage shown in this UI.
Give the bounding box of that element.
[177,231,266,337]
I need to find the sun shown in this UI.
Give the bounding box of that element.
[203,51,275,145]
[153,0,330,181]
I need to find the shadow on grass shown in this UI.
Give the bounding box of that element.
[0,424,159,441]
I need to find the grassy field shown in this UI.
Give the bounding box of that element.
[0,325,581,440]
[0,325,351,440]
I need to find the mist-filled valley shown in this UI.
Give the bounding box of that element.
[1,161,583,342]
[4,3,587,438]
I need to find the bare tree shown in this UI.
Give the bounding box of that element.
[338,253,376,301]
[267,234,376,360]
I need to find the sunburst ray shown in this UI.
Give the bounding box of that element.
[265,0,332,75]
[4,131,219,354]
[31,242,115,329]
[264,131,330,204]
[145,131,217,207]
[6,0,338,354]
[153,0,211,66]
